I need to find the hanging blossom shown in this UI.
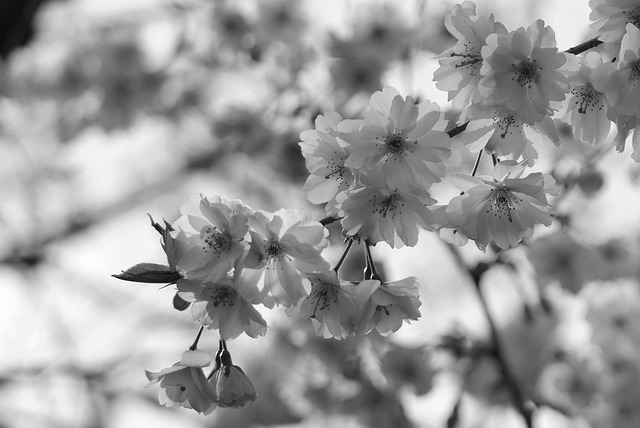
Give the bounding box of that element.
[339,174,437,248]
[460,104,559,166]
[145,349,217,415]
[288,270,358,340]
[446,161,559,250]
[602,24,640,159]
[352,277,422,336]
[299,111,356,216]
[171,194,251,283]
[243,208,330,307]
[177,278,268,340]
[564,51,612,145]
[209,346,257,408]
[343,87,451,191]
[434,1,507,108]
[479,19,577,124]
[589,0,640,47]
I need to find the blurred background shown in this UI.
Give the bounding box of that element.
[5,0,640,427]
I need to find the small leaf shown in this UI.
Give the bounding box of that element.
[173,293,191,311]
[112,263,182,283]
[148,214,179,270]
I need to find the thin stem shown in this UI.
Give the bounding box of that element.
[491,154,498,166]
[189,326,205,351]
[333,238,354,272]
[364,240,382,281]
[471,151,483,177]
[444,243,534,428]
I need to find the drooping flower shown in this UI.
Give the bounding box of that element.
[446,161,558,250]
[352,277,422,336]
[339,175,437,248]
[564,52,612,145]
[177,278,267,340]
[461,104,559,165]
[343,87,451,191]
[209,346,257,408]
[145,349,217,414]
[299,112,356,214]
[589,0,640,46]
[244,208,330,307]
[434,1,507,108]
[171,194,251,283]
[479,20,576,124]
[288,270,357,339]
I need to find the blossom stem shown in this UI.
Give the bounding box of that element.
[364,241,382,281]
[565,37,602,55]
[333,238,354,273]
[491,154,498,166]
[189,326,205,351]
[471,151,483,177]
[444,243,534,428]
[319,216,342,226]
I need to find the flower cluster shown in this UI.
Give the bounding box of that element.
[300,87,451,247]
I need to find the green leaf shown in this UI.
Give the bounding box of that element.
[112,263,182,283]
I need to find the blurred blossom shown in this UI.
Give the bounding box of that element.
[379,344,435,395]
[329,37,386,98]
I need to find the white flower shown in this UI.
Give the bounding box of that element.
[480,20,576,124]
[564,52,612,145]
[343,87,451,190]
[434,1,507,108]
[289,270,357,339]
[352,277,422,336]
[446,161,558,250]
[244,208,330,307]
[299,112,356,214]
[177,278,267,340]
[145,349,217,414]
[171,194,251,283]
[339,176,436,248]
[461,105,559,165]
[210,347,257,408]
[589,0,640,46]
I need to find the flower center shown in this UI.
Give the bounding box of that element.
[632,60,640,84]
[623,7,640,28]
[374,193,403,218]
[495,113,522,138]
[204,285,236,308]
[451,44,482,76]
[202,227,232,255]
[487,187,522,223]
[513,59,540,87]
[308,280,338,318]
[571,83,604,114]
[385,132,405,152]
[265,240,286,259]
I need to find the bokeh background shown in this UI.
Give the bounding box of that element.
[4,0,640,427]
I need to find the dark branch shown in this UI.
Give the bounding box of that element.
[565,37,603,55]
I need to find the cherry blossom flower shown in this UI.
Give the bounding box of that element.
[352,277,422,336]
[446,161,558,250]
[145,349,217,414]
[244,208,330,307]
[604,24,640,118]
[461,104,559,165]
[564,52,612,145]
[343,87,451,190]
[288,270,357,339]
[209,347,257,408]
[299,112,356,214]
[177,278,267,340]
[479,20,576,124]
[339,175,437,248]
[434,1,507,108]
[171,194,251,283]
[589,0,640,46]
